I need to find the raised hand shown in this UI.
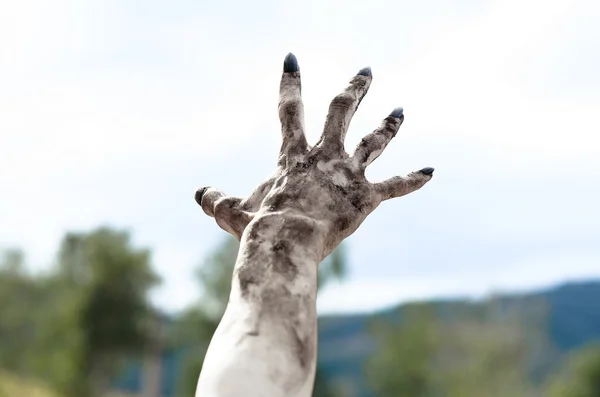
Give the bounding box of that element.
[195,53,434,257]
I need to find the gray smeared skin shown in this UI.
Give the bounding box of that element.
[193,52,434,397]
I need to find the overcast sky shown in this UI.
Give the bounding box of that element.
[1,0,599,315]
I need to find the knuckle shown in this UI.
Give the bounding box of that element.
[331,93,354,109]
[213,197,237,219]
[280,98,301,117]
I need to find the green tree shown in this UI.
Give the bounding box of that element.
[174,235,348,397]
[545,343,600,397]
[0,249,51,376]
[365,297,552,397]
[37,227,161,397]
[365,302,442,397]
[440,302,536,397]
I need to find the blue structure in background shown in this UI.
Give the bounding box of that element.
[113,349,185,397]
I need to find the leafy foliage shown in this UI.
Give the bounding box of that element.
[365,298,554,397]
[0,371,56,397]
[366,303,441,397]
[0,250,52,376]
[0,227,160,397]
[545,343,600,397]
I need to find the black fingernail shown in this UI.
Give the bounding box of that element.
[390,107,404,119]
[357,67,372,77]
[195,187,207,205]
[283,53,299,73]
[420,167,434,175]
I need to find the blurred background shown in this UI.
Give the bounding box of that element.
[1,0,599,396]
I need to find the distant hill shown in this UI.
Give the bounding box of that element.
[112,279,600,397]
[316,279,600,396]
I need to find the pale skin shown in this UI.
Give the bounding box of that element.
[194,53,434,397]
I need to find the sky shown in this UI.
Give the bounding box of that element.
[1,0,599,315]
